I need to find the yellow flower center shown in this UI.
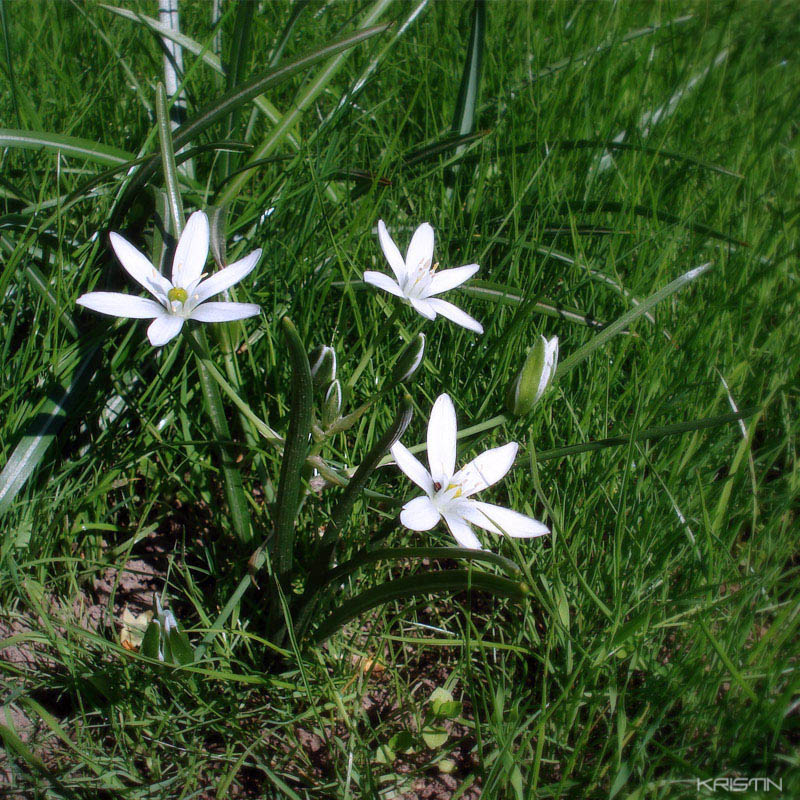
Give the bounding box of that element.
[168,287,188,303]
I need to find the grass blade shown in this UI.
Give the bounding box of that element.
[556,263,712,378]
[451,0,485,138]
[274,318,313,577]
[216,0,393,206]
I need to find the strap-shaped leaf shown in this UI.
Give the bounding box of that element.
[451,0,485,138]
[274,318,313,576]
[323,546,522,586]
[0,128,132,166]
[556,262,712,379]
[155,83,185,233]
[0,344,99,516]
[313,569,529,643]
[112,19,389,215]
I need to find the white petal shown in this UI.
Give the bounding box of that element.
[193,248,261,305]
[442,512,483,550]
[147,315,184,346]
[405,222,434,274]
[189,302,261,322]
[425,264,479,297]
[377,220,407,283]
[409,297,437,320]
[427,393,457,486]
[76,292,164,319]
[426,298,483,333]
[390,441,434,494]
[109,232,171,303]
[462,501,549,538]
[364,271,405,298]
[400,496,441,531]
[172,210,209,287]
[452,442,518,497]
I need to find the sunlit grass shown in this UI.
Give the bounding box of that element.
[0,1,798,797]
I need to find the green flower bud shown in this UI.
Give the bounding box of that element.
[505,335,558,416]
[309,345,337,390]
[322,379,343,427]
[391,333,426,385]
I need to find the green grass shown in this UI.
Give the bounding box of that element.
[1,1,798,797]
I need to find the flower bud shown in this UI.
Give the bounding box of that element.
[322,379,343,427]
[309,345,337,390]
[505,335,558,416]
[391,333,426,385]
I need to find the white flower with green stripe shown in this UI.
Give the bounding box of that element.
[364,220,483,333]
[77,210,261,346]
[390,394,549,550]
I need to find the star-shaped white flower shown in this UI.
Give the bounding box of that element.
[390,394,549,550]
[76,210,261,346]
[364,220,483,334]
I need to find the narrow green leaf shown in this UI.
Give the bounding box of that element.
[0,128,132,166]
[155,83,185,233]
[556,263,712,378]
[451,0,485,138]
[274,318,313,576]
[217,0,393,206]
[0,344,99,516]
[112,17,389,213]
[529,407,758,464]
[322,546,522,588]
[314,569,529,643]
[221,0,256,177]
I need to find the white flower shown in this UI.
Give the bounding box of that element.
[364,220,483,333]
[390,394,549,550]
[76,210,261,346]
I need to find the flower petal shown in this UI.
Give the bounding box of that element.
[172,210,209,287]
[400,495,441,531]
[409,297,437,320]
[147,315,184,346]
[452,442,518,497]
[461,501,549,538]
[390,441,434,495]
[425,264,479,297]
[377,220,407,283]
[109,232,171,303]
[442,511,482,550]
[192,248,261,305]
[405,222,434,273]
[427,393,457,486]
[426,298,483,333]
[364,271,405,298]
[76,292,165,319]
[189,302,261,322]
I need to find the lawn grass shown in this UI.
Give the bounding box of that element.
[1,1,798,797]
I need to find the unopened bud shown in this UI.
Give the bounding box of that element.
[505,335,558,416]
[309,345,337,390]
[322,379,343,427]
[391,333,426,385]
